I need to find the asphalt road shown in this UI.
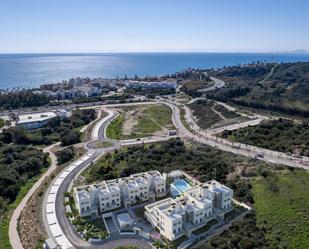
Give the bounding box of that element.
[163,100,309,170]
[11,91,309,249]
[197,76,226,92]
[42,103,174,249]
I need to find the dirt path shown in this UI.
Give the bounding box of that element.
[122,109,140,135]
[9,142,59,249]
[211,105,228,121]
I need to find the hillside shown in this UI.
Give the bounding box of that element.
[206,62,309,117]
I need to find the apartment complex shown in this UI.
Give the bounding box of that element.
[145,180,233,241]
[73,171,166,217]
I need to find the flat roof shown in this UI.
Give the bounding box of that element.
[17,112,57,124]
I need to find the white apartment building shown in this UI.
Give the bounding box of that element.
[145,180,233,241]
[73,186,98,217]
[97,180,121,212]
[121,175,150,206]
[74,171,166,217]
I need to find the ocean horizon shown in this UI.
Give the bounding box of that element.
[1,52,309,90]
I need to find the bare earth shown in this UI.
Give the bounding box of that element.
[122,108,142,135]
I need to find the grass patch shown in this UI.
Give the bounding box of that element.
[95,141,113,148]
[179,106,192,131]
[252,171,309,248]
[106,113,125,140]
[106,105,174,140]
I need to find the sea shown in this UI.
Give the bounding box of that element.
[0,52,309,90]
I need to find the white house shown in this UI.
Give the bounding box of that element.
[73,186,97,217]
[73,171,167,217]
[97,181,121,213]
[145,179,233,241]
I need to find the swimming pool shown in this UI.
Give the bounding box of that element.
[172,179,191,193]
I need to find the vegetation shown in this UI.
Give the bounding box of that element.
[175,68,211,97]
[221,118,309,156]
[213,104,240,119]
[0,90,53,110]
[188,99,243,129]
[0,145,49,203]
[56,146,75,164]
[0,118,4,128]
[106,105,174,139]
[125,85,175,97]
[252,171,309,248]
[195,212,267,249]
[0,146,49,249]
[135,104,174,134]
[0,109,96,249]
[0,109,96,147]
[106,113,125,140]
[72,216,108,241]
[182,79,214,92]
[207,62,309,117]
[81,137,309,248]
[188,100,222,129]
[83,138,268,199]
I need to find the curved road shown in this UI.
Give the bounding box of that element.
[197,76,225,92]
[163,99,309,170]
[9,142,60,249]
[42,103,172,249]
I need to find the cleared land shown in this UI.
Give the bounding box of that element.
[220,119,309,156]
[106,104,175,140]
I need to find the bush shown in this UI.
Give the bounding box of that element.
[60,131,81,146]
[56,146,75,164]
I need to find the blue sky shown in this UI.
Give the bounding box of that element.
[0,0,309,53]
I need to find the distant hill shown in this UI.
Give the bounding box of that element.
[206,62,309,117]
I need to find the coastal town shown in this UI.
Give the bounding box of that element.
[1,1,309,249]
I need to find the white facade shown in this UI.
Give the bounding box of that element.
[145,179,233,241]
[16,112,57,130]
[74,171,166,217]
[97,181,121,212]
[73,187,93,217]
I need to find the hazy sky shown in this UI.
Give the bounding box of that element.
[1,0,309,53]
